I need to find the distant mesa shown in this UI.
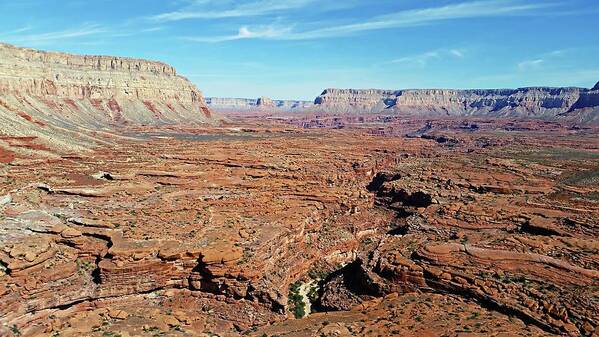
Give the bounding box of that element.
[206,97,313,112]
[314,86,599,124]
[209,84,599,125]
[593,81,599,91]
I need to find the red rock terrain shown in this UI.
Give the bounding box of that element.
[0,115,597,336]
[1,44,598,337]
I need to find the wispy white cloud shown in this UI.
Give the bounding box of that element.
[183,0,560,42]
[545,49,568,57]
[183,25,292,43]
[391,48,467,66]
[518,59,544,70]
[141,26,167,33]
[1,23,108,45]
[149,0,319,22]
[517,49,571,71]
[287,0,557,40]
[0,25,34,35]
[450,49,465,58]
[468,68,599,89]
[392,51,441,66]
[0,22,171,46]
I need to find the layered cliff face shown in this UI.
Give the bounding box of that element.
[208,86,598,125]
[0,43,217,151]
[314,86,599,124]
[314,89,400,113]
[206,96,313,112]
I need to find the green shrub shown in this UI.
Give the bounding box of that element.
[288,281,306,318]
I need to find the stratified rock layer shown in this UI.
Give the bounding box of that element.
[0,43,217,151]
[314,87,599,124]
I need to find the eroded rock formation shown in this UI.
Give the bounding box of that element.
[314,86,599,124]
[208,85,599,125]
[1,119,596,337]
[1,43,598,337]
[310,137,599,336]
[0,43,218,151]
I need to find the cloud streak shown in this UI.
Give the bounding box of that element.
[0,22,170,46]
[149,0,319,22]
[294,0,554,39]
[0,24,108,45]
[391,49,466,66]
[183,0,560,42]
[518,59,544,70]
[0,25,34,35]
[517,49,571,71]
[183,25,293,43]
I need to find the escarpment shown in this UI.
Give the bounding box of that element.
[314,86,599,124]
[0,43,218,151]
[208,86,598,125]
[314,89,400,113]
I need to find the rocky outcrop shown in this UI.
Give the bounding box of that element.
[330,241,599,335]
[0,42,218,151]
[314,154,599,336]
[1,118,598,336]
[314,86,599,124]
[314,89,399,113]
[256,96,274,107]
[206,96,313,112]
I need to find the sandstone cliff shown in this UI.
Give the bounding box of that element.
[0,43,218,150]
[314,86,599,124]
[314,89,399,113]
[256,96,274,107]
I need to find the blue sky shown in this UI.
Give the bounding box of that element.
[1,0,598,100]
